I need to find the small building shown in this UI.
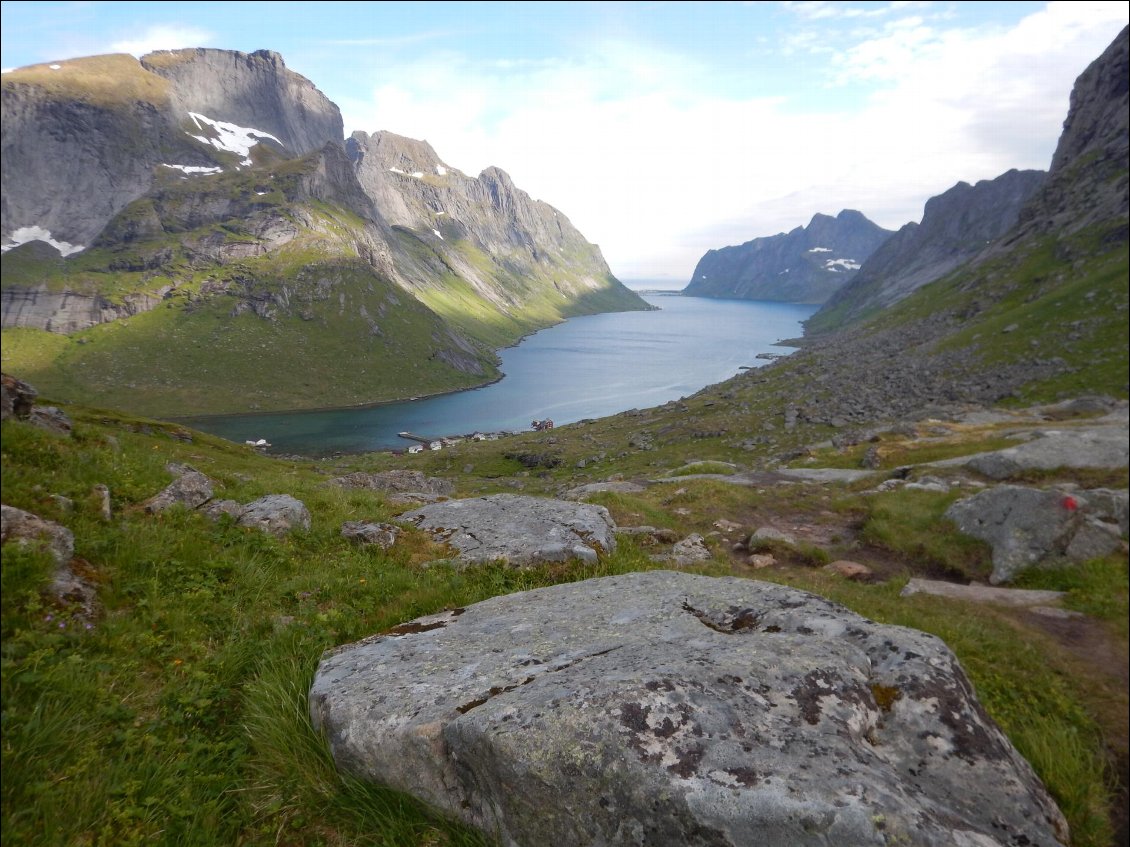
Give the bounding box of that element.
[407,445,424,454]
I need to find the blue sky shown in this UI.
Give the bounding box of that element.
[2,1,1127,279]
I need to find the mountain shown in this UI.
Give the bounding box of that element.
[0,49,646,417]
[808,169,1046,333]
[682,209,893,304]
[775,25,1128,424]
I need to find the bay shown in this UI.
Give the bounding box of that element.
[182,294,816,455]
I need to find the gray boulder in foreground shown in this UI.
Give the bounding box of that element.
[310,571,1067,847]
[400,494,616,566]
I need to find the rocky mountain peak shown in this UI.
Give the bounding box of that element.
[683,209,892,304]
[808,168,1046,333]
[140,47,343,156]
[348,130,449,178]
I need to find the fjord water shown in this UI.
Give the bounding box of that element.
[184,294,816,455]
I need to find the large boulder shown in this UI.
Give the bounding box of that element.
[400,494,616,566]
[310,571,1067,847]
[945,485,1124,583]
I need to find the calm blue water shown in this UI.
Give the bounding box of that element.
[183,294,815,455]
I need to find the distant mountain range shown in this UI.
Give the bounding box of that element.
[0,48,647,417]
[683,209,892,304]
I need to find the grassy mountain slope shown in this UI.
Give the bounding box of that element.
[1,141,645,416]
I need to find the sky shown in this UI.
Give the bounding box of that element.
[1,2,1127,282]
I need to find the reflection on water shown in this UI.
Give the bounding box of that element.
[182,294,815,455]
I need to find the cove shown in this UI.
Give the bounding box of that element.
[182,294,817,455]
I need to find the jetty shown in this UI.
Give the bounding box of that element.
[398,431,433,445]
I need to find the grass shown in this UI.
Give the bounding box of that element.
[2,398,1124,846]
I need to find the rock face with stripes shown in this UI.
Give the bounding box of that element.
[310,570,1068,847]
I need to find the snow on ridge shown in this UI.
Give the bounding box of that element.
[2,225,84,256]
[824,258,860,272]
[186,112,282,167]
[432,228,444,240]
[808,246,832,253]
[435,164,447,176]
[410,171,424,179]
[49,64,62,70]
[389,167,406,175]
[162,163,223,176]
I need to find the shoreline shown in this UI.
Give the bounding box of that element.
[171,297,661,425]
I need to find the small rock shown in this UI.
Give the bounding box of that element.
[712,518,743,533]
[824,560,873,580]
[751,526,797,546]
[92,484,112,521]
[0,372,37,420]
[237,495,311,536]
[29,406,72,436]
[142,470,214,514]
[341,521,399,549]
[746,553,776,568]
[200,499,246,521]
[901,578,1066,607]
[666,533,712,566]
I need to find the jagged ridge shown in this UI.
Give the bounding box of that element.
[683,210,892,304]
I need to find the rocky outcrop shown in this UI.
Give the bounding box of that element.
[310,570,1068,847]
[684,210,892,304]
[964,425,1129,479]
[1,281,173,333]
[809,169,1046,333]
[327,470,455,498]
[400,494,617,566]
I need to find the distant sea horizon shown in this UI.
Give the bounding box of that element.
[621,277,686,292]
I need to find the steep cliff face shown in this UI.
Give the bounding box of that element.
[0,49,644,416]
[1013,24,1128,241]
[346,131,632,319]
[140,49,343,157]
[683,210,892,304]
[1,49,343,250]
[808,169,1046,333]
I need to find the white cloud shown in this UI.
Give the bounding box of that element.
[341,5,1127,279]
[109,24,215,57]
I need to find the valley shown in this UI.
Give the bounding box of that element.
[1,15,1127,847]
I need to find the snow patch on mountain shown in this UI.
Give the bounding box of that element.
[2,225,85,256]
[186,112,283,167]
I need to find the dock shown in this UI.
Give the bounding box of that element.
[398,431,433,445]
